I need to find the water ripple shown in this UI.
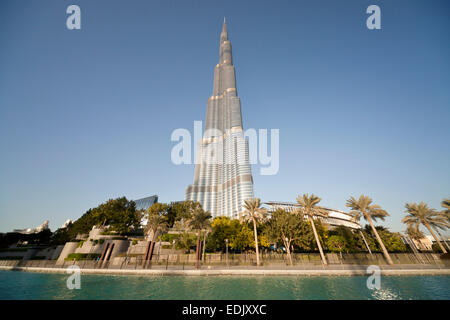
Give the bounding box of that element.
[0,271,449,300]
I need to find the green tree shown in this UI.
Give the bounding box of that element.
[50,226,72,245]
[266,209,311,265]
[378,230,407,252]
[328,226,361,253]
[176,232,197,253]
[359,227,379,253]
[241,198,267,266]
[404,220,426,251]
[402,202,449,253]
[167,201,197,228]
[295,194,329,265]
[206,217,241,252]
[92,197,141,234]
[60,197,141,240]
[405,224,424,241]
[186,203,211,268]
[230,224,254,252]
[327,235,347,259]
[346,195,394,265]
[145,203,169,239]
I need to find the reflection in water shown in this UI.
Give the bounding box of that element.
[0,271,448,300]
[370,288,401,300]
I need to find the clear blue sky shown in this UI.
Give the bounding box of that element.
[1,0,449,235]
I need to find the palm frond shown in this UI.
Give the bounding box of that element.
[295,194,328,218]
[404,201,449,230]
[241,198,267,224]
[441,197,450,212]
[346,194,388,222]
[186,203,212,231]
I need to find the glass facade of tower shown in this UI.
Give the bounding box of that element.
[133,195,158,211]
[186,20,254,218]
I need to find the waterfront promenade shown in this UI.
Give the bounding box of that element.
[1,262,449,277]
[2,251,449,277]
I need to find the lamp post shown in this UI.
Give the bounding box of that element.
[225,239,229,267]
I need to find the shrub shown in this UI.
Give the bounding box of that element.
[432,243,447,253]
[327,235,348,254]
[90,239,106,245]
[111,236,127,240]
[161,233,180,242]
[65,253,101,261]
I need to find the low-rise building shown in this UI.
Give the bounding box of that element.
[263,201,361,230]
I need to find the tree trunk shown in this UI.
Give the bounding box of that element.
[436,229,450,251]
[196,230,202,269]
[406,236,424,264]
[283,238,293,266]
[202,231,207,262]
[366,215,394,265]
[309,216,327,266]
[424,222,447,253]
[359,230,372,255]
[143,230,158,268]
[252,218,260,266]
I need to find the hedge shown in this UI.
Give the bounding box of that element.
[65,253,102,261]
[160,234,180,242]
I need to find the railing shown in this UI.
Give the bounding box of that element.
[0,252,447,270]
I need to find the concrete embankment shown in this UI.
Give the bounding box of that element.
[1,265,449,276]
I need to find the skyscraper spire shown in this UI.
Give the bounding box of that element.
[223,17,227,32]
[220,17,228,43]
[186,21,254,218]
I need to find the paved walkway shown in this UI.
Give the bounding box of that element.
[1,264,449,276]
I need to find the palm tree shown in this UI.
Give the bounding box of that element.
[403,202,449,253]
[241,198,267,267]
[351,213,373,255]
[440,198,450,250]
[404,223,425,251]
[186,203,211,268]
[346,195,394,265]
[442,197,450,215]
[441,197,450,224]
[144,203,169,264]
[295,194,329,266]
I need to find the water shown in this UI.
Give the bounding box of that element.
[0,271,449,300]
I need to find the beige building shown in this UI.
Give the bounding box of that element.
[410,235,434,251]
[264,201,361,230]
